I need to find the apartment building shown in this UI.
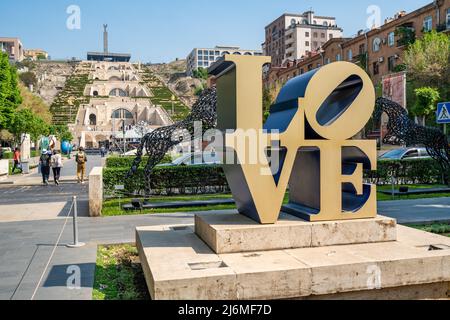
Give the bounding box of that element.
[263,11,343,67]
[186,46,262,76]
[0,37,24,62]
[24,49,49,61]
[265,0,450,89]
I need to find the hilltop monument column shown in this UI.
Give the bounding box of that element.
[103,24,108,53]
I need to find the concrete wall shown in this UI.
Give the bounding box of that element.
[89,167,103,217]
[0,160,9,181]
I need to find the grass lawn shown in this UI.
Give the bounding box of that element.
[411,223,450,237]
[102,193,236,216]
[377,184,450,201]
[92,244,150,300]
[102,185,450,216]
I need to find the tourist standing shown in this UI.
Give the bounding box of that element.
[39,150,51,186]
[51,150,63,185]
[100,146,106,157]
[12,148,22,174]
[75,147,88,184]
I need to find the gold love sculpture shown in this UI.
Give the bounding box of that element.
[209,55,377,224]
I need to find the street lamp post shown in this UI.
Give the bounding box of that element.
[122,119,126,155]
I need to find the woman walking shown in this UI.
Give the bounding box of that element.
[12,148,22,174]
[51,150,63,185]
[39,149,51,186]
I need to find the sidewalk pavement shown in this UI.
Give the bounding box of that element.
[0,155,103,186]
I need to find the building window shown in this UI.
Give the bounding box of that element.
[89,114,97,126]
[305,41,310,47]
[388,56,396,72]
[112,108,133,120]
[388,32,395,47]
[305,32,310,37]
[336,54,342,61]
[313,41,318,48]
[373,38,381,52]
[423,16,432,32]
[373,62,379,75]
[446,8,450,29]
[347,49,353,61]
[325,58,331,64]
[323,21,328,26]
[321,33,325,38]
[307,64,313,71]
[313,32,318,38]
[359,43,366,54]
[329,34,333,39]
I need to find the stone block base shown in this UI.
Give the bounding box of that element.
[137,220,450,300]
[195,212,396,254]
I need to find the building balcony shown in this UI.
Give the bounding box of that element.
[395,25,416,48]
[285,36,295,45]
[285,46,295,54]
[437,23,450,33]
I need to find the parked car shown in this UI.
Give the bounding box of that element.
[379,147,431,161]
[157,152,222,167]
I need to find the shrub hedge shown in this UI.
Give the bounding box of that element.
[103,165,229,196]
[366,159,446,185]
[103,158,448,196]
[105,155,173,168]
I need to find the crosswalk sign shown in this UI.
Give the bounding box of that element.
[437,103,450,124]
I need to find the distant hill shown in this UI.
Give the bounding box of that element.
[147,60,205,108]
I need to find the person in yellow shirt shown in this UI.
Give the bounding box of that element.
[75,147,88,184]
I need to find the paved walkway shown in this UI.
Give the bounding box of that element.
[1,155,104,186]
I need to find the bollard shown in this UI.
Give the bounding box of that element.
[67,196,86,248]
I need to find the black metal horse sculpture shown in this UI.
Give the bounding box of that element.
[128,87,218,194]
[374,97,450,183]
[128,92,450,192]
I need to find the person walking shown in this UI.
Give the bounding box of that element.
[75,147,88,184]
[100,146,106,158]
[51,150,63,185]
[12,148,22,174]
[39,149,51,186]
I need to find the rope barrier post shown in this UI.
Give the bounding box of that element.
[67,196,85,248]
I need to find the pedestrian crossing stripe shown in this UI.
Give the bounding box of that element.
[437,103,450,123]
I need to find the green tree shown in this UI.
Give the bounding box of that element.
[404,31,450,91]
[9,108,49,144]
[49,124,73,142]
[192,67,208,80]
[19,71,37,88]
[412,87,440,125]
[0,52,22,130]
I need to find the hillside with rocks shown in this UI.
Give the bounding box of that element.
[147,59,205,108]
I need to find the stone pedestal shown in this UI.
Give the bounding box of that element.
[195,212,396,254]
[20,134,31,161]
[0,160,8,181]
[136,211,450,300]
[88,167,103,217]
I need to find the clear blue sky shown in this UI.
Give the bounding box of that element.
[0,0,431,63]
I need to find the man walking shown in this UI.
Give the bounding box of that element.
[12,148,22,174]
[39,149,51,186]
[75,147,88,184]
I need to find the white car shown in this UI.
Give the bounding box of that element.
[157,152,222,167]
[379,148,431,161]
